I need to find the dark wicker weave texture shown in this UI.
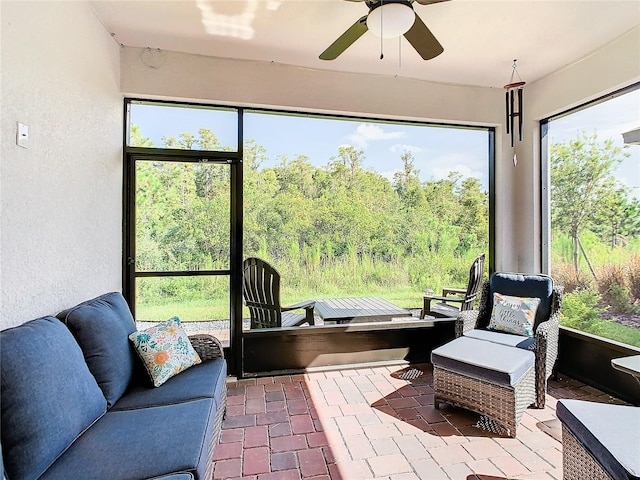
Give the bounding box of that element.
[433,362,536,437]
[189,334,225,361]
[454,280,563,409]
[561,425,613,480]
[188,334,227,480]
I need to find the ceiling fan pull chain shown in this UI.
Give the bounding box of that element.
[380,0,384,59]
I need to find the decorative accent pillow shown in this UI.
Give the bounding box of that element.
[129,317,201,387]
[488,293,541,337]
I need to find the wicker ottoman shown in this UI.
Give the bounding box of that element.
[557,399,639,480]
[431,336,536,437]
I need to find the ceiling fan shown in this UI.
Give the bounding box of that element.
[319,0,448,61]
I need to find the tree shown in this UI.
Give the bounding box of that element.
[550,131,630,273]
[455,177,488,253]
[393,150,424,207]
[330,146,365,180]
[162,132,196,149]
[129,124,154,147]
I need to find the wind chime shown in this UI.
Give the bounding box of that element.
[504,59,526,163]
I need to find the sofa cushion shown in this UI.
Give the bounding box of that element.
[557,399,640,480]
[431,336,535,386]
[489,273,554,327]
[112,358,227,411]
[465,328,536,350]
[57,291,140,407]
[39,399,216,480]
[129,317,202,387]
[1,317,107,480]
[149,475,194,480]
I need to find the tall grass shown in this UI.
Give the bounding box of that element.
[552,233,640,347]
[137,251,484,322]
[137,230,640,350]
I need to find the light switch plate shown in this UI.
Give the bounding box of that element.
[17,122,29,148]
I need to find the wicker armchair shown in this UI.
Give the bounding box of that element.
[455,272,563,408]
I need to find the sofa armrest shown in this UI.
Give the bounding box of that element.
[532,316,560,408]
[189,334,225,362]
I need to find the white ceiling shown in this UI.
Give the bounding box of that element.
[91,0,640,88]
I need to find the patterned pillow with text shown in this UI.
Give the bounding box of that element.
[488,293,540,337]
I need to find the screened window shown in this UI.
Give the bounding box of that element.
[242,111,492,330]
[125,100,494,342]
[545,85,640,348]
[127,101,238,151]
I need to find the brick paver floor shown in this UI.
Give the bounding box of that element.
[216,363,625,480]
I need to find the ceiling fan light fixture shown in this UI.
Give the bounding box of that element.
[367,2,415,39]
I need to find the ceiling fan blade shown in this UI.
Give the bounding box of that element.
[404,13,443,60]
[319,16,368,60]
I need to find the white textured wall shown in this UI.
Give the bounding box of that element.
[1,1,122,328]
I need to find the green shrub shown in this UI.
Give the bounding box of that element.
[607,284,635,314]
[560,289,608,331]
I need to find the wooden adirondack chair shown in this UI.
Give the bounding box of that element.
[242,257,315,329]
[422,254,485,318]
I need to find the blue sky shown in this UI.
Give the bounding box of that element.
[130,89,639,197]
[243,113,490,189]
[130,104,490,190]
[549,89,640,199]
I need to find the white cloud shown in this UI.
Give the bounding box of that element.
[428,152,487,186]
[347,123,406,148]
[432,164,476,181]
[390,144,424,154]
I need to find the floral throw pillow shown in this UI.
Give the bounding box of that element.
[129,316,201,387]
[488,293,541,337]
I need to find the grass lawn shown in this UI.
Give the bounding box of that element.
[136,286,425,322]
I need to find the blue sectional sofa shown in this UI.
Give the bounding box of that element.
[1,292,227,480]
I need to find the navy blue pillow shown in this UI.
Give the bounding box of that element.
[1,317,106,480]
[490,273,554,327]
[57,292,140,407]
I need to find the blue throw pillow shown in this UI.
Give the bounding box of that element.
[1,317,107,480]
[57,292,140,407]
